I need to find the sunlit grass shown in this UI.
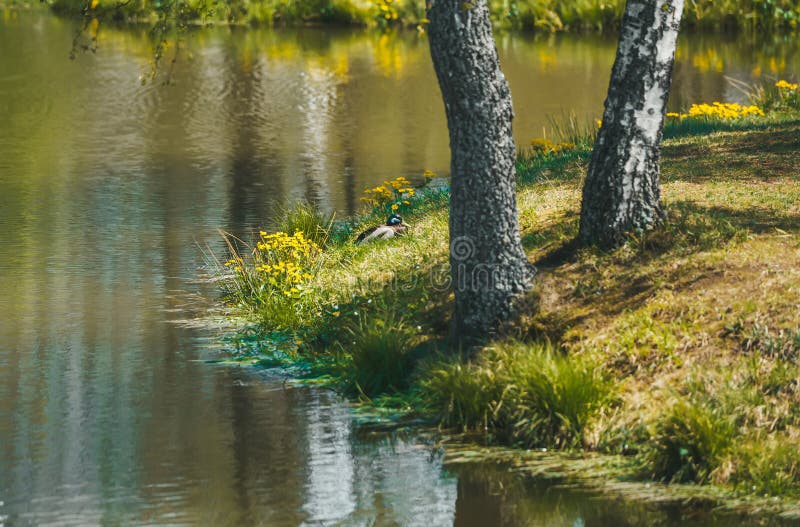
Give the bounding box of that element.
[644,397,736,484]
[418,341,614,449]
[214,110,800,497]
[275,201,335,248]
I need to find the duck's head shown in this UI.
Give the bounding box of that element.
[386,213,404,226]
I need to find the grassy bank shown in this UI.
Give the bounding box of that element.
[31,0,800,33]
[215,85,800,505]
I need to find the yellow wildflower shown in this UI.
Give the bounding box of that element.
[775,80,799,91]
[360,176,417,211]
[687,101,763,120]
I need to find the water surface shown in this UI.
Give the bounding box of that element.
[1,11,799,526]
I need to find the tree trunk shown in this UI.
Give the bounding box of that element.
[427,0,534,344]
[579,0,685,248]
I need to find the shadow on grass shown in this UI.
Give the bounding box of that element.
[663,124,800,183]
[515,199,800,339]
[516,150,590,184]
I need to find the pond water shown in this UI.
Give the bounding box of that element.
[1,10,800,526]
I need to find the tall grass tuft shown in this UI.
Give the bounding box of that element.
[419,342,614,448]
[340,309,420,397]
[546,111,599,148]
[419,354,506,432]
[645,398,735,484]
[501,342,613,448]
[731,437,800,496]
[276,202,335,248]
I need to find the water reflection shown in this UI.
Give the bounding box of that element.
[452,464,796,527]
[1,10,800,526]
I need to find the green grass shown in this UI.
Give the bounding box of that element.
[337,308,422,396]
[275,201,335,248]
[645,397,736,484]
[214,107,800,503]
[731,438,800,496]
[418,341,614,449]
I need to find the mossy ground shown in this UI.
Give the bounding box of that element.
[217,112,800,510]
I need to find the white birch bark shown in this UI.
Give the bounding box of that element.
[579,0,685,247]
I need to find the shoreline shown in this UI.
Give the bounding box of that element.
[4,1,800,35]
[213,101,800,518]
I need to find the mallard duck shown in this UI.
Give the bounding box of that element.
[356,213,409,244]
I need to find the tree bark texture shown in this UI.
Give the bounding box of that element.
[427,0,534,344]
[579,0,685,248]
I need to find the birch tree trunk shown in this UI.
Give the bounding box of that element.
[579,0,685,248]
[427,0,534,344]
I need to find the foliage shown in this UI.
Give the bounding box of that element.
[253,230,319,297]
[751,79,800,112]
[731,437,800,496]
[497,0,624,32]
[681,0,800,31]
[45,0,800,30]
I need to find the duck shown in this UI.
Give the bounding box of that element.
[356,213,409,244]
